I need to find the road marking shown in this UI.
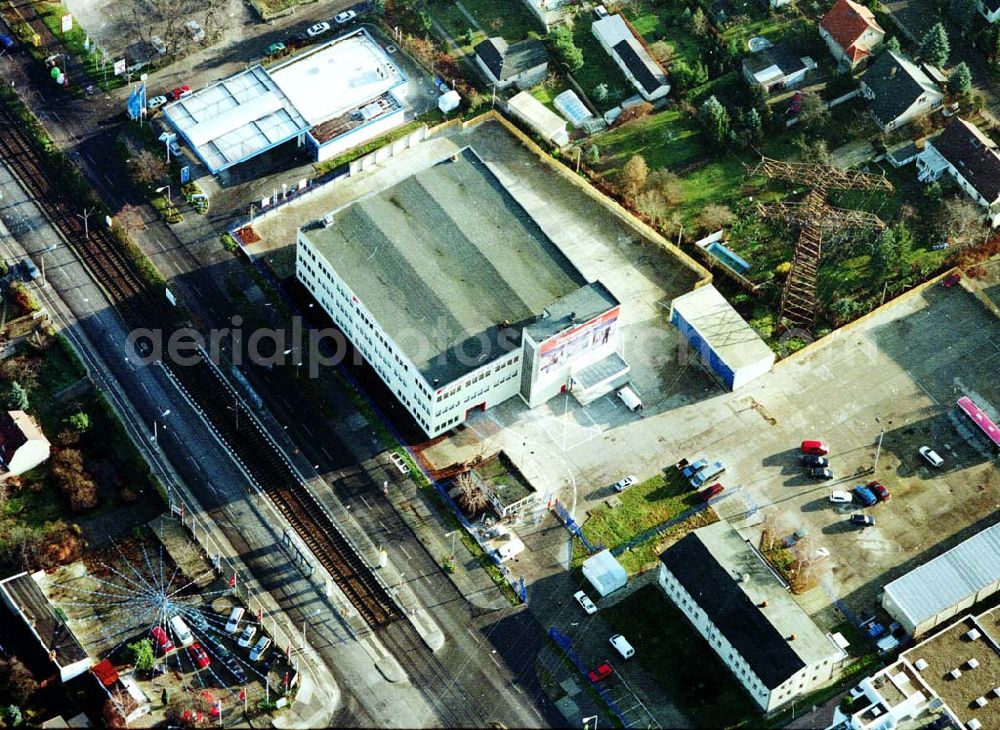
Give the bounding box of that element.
[321,446,333,460]
[399,545,411,559]
[911,374,940,406]
[301,423,313,436]
[378,520,389,534]
[466,627,481,643]
[359,495,371,510]
[490,654,502,668]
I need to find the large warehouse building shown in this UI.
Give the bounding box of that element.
[883,521,1000,637]
[164,28,408,174]
[670,285,775,390]
[296,147,628,437]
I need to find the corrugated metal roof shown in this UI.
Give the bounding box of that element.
[884,522,1000,627]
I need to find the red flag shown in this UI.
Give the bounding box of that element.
[257,606,263,622]
[239,689,246,701]
[179,503,185,520]
[283,672,289,688]
[285,644,291,659]
[227,573,236,588]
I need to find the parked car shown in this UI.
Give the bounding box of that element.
[306,22,330,37]
[681,458,708,479]
[150,35,167,55]
[942,273,961,288]
[21,258,39,280]
[225,607,245,634]
[609,634,634,659]
[261,648,280,673]
[150,625,174,654]
[334,9,357,24]
[574,590,597,615]
[801,454,829,468]
[238,625,257,648]
[808,467,834,480]
[919,446,944,467]
[800,440,829,456]
[250,636,272,662]
[188,642,211,669]
[853,485,877,507]
[171,85,192,101]
[147,94,168,111]
[185,19,205,41]
[829,490,853,504]
[691,461,725,489]
[265,41,286,56]
[170,615,194,647]
[612,475,636,493]
[587,663,613,682]
[868,481,891,502]
[850,514,875,528]
[699,482,724,502]
[288,30,310,44]
[187,611,211,635]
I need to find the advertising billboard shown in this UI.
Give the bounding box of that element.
[537,307,619,379]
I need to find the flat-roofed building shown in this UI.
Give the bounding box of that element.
[658,522,846,714]
[296,147,625,437]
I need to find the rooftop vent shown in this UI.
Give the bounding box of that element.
[914,659,929,671]
[967,629,982,641]
[968,719,982,730]
[950,668,962,679]
[322,213,335,227]
[968,658,980,669]
[870,706,882,717]
[788,634,797,642]
[759,600,768,608]
[974,697,988,708]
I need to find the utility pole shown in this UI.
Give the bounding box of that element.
[872,416,885,474]
[77,206,96,240]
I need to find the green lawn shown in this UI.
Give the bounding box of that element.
[603,584,758,728]
[575,469,717,573]
[570,16,632,105]
[457,0,542,41]
[593,107,705,171]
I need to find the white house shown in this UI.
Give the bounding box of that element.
[741,44,816,94]
[819,0,885,69]
[592,14,670,102]
[0,410,49,479]
[979,0,1000,23]
[658,522,846,714]
[860,51,942,131]
[917,117,1000,227]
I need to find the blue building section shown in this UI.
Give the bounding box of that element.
[671,307,736,389]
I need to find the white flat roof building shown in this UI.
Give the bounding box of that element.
[507,91,569,147]
[165,29,409,173]
[592,14,670,102]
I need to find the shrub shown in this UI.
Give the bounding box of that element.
[6,381,28,410]
[51,448,98,512]
[548,26,584,71]
[65,411,90,433]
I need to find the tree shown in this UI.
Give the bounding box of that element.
[698,95,731,145]
[621,155,649,202]
[0,657,37,705]
[370,0,386,15]
[918,23,950,66]
[690,7,709,36]
[128,638,155,672]
[648,40,674,64]
[592,83,609,104]
[126,148,168,187]
[65,411,90,433]
[454,473,488,515]
[635,188,671,226]
[883,36,901,55]
[871,227,904,280]
[937,196,984,245]
[950,0,978,27]
[669,59,708,93]
[548,26,583,72]
[586,145,600,164]
[698,204,735,232]
[3,705,22,728]
[797,89,830,130]
[51,449,98,513]
[948,62,972,96]
[6,382,28,411]
[646,169,683,205]
[744,106,763,143]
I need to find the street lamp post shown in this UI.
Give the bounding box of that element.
[873,417,886,474]
[155,185,171,205]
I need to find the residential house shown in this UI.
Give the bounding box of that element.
[658,522,846,714]
[592,14,670,102]
[979,0,1000,23]
[918,118,1000,227]
[474,37,549,91]
[742,44,817,93]
[860,51,942,132]
[519,0,567,30]
[819,0,885,70]
[0,410,49,479]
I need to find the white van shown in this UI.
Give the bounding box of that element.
[617,385,643,412]
[169,615,194,647]
[610,634,635,659]
[225,607,244,634]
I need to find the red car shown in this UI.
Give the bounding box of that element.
[188,642,210,669]
[588,663,613,682]
[171,84,192,101]
[150,625,174,654]
[868,481,891,502]
[801,440,829,456]
[942,273,961,288]
[700,482,724,502]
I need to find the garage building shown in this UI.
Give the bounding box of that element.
[669,285,775,390]
[882,521,1000,636]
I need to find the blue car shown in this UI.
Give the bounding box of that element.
[853,484,877,507]
[681,458,708,479]
[0,35,14,50]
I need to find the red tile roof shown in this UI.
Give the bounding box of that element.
[821,0,884,61]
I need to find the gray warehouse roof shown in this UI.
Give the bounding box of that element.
[0,572,88,669]
[670,284,775,371]
[883,522,1000,630]
[302,147,587,384]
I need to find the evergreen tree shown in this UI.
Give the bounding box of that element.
[593,83,609,104]
[548,26,584,72]
[950,0,978,27]
[948,62,972,96]
[745,107,763,143]
[883,36,901,55]
[698,95,731,146]
[919,23,950,66]
[6,381,28,410]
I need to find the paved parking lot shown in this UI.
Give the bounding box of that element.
[457,277,1000,629]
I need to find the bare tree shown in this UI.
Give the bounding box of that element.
[116,203,146,234]
[936,196,985,246]
[635,188,670,227]
[127,148,169,187]
[455,473,489,514]
[621,154,649,203]
[646,169,683,206]
[698,204,735,232]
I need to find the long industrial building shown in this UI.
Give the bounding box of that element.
[296,147,628,437]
